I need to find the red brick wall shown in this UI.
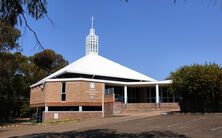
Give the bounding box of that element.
[104,94,114,103]
[65,81,103,103]
[30,85,45,107]
[158,103,180,109]
[30,81,105,107]
[44,82,61,102]
[124,103,180,112]
[104,103,113,117]
[113,102,123,114]
[42,111,102,122]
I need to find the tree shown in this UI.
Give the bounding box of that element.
[0,0,47,26]
[32,49,68,76]
[0,20,21,52]
[0,52,26,120]
[168,63,222,112]
[0,0,49,50]
[0,49,68,121]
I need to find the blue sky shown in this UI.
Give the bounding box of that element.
[19,0,222,80]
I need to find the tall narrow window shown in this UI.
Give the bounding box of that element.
[61,82,66,101]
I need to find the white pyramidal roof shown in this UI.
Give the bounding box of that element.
[31,17,156,87]
[33,54,156,87]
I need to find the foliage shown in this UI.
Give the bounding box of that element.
[20,101,30,117]
[32,49,68,76]
[0,50,68,121]
[0,52,25,120]
[168,63,222,112]
[0,0,48,51]
[0,0,47,26]
[0,20,21,52]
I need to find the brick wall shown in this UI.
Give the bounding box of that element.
[65,81,103,103]
[124,103,180,112]
[113,102,123,114]
[158,103,180,109]
[104,94,114,103]
[104,103,113,117]
[42,111,102,122]
[30,85,45,107]
[44,82,61,102]
[30,81,105,107]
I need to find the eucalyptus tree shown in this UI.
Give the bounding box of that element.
[0,0,49,50]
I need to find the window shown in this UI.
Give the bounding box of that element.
[61,94,66,101]
[62,82,66,93]
[61,82,66,101]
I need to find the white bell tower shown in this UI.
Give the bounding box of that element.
[85,16,99,55]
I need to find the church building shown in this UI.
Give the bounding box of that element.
[30,17,180,122]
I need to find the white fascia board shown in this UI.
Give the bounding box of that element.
[30,78,172,88]
[43,78,172,86]
[127,80,172,85]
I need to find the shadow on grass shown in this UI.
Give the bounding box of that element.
[12,129,188,138]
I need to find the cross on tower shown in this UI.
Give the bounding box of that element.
[91,16,94,29]
[85,16,99,55]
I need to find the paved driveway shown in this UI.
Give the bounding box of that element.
[1,111,222,138]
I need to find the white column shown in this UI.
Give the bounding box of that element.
[124,86,128,104]
[155,84,159,104]
[102,84,105,117]
[45,106,48,112]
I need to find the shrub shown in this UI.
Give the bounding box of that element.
[168,63,222,112]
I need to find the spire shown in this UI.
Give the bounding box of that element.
[86,16,99,55]
[89,16,95,34]
[91,16,94,29]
